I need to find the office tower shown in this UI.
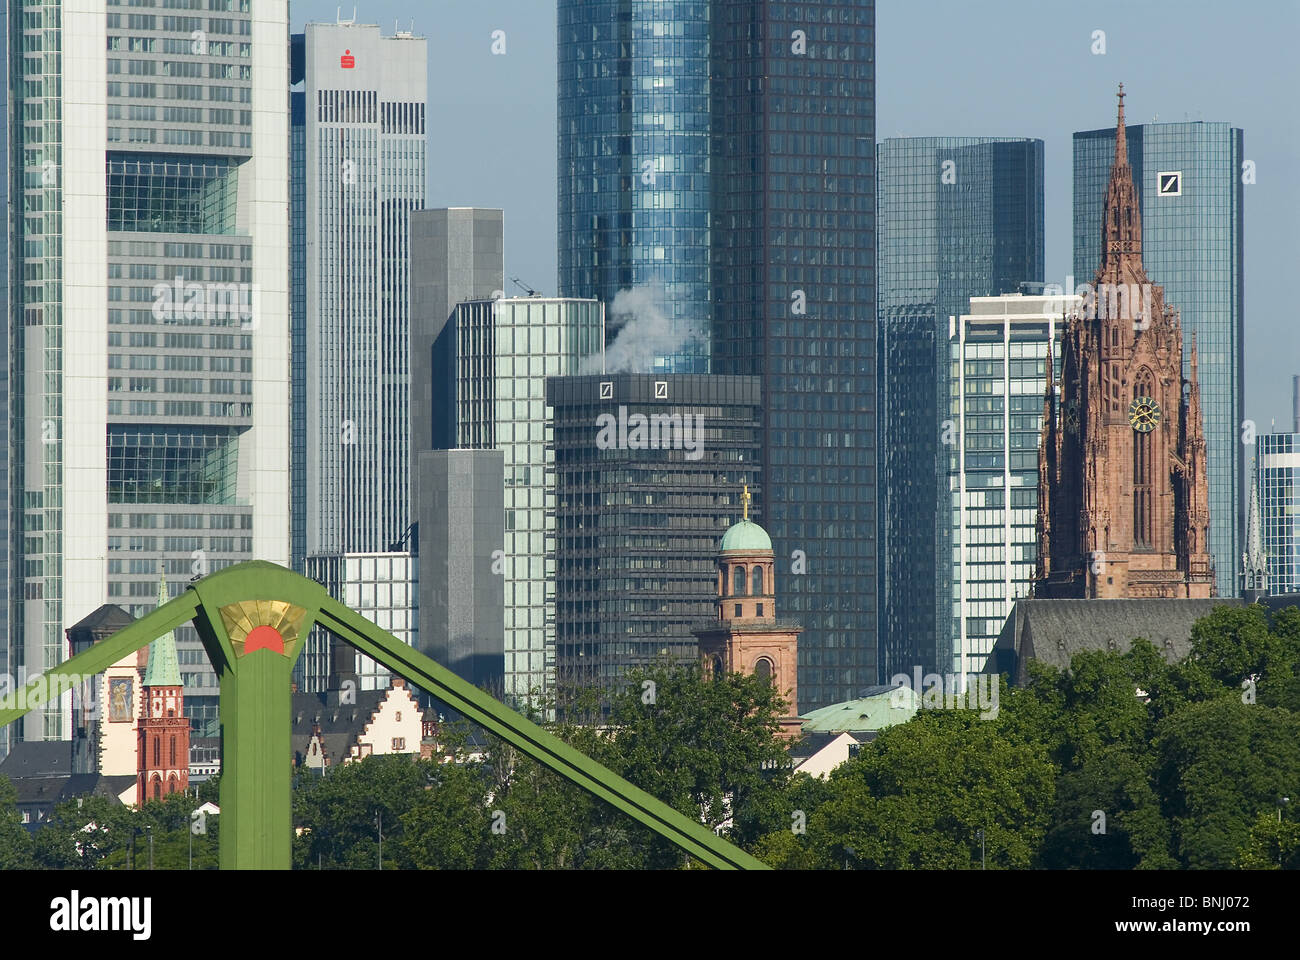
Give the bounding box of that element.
[716,0,878,711]
[437,297,603,702]
[1074,111,1244,598]
[3,1,289,755]
[300,551,417,691]
[1039,89,1213,601]
[410,208,505,470]
[948,293,1074,677]
[547,374,764,700]
[300,21,426,561]
[1255,378,1300,594]
[556,1,711,373]
[564,0,856,692]
[414,450,505,691]
[877,137,1045,681]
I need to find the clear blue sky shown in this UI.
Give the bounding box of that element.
[294,0,1299,428]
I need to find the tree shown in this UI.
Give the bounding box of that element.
[0,776,34,869]
[1154,698,1300,868]
[758,711,1054,870]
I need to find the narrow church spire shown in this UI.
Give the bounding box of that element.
[1244,456,1268,594]
[1114,83,1127,168]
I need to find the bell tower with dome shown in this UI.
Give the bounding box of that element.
[694,485,803,738]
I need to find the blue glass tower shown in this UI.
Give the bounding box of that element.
[710,0,876,709]
[876,137,1044,680]
[1256,379,1300,595]
[558,1,877,709]
[557,0,712,373]
[1073,120,1245,598]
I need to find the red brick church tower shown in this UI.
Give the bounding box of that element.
[1035,85,1214,599]
[137,566,190,803]
[694,486,803,738]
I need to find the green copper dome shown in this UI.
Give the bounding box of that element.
[720,519,773,554]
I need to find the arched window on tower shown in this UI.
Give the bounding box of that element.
[169,736,176,767]
[733,566,747,596]
[752,567,764,596]
[754,657,773,685]
[153,736,160,767]
[1133,371,1156,547]
[712,656,724,681]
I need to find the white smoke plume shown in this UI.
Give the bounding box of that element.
[580,282,701,374]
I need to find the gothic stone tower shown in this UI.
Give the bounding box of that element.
[694,487,803,738]
[137,567,190,803]
[1036,86,1214,600]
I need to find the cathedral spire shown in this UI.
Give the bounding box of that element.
[143,561,182,688]
[1099,82,1144,273]
[1114,83,1128,169]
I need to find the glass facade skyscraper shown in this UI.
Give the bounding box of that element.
[557,0,711,373]
[1073,121,1245,598]
[4,1,290,756]
[710,1,876,710]
[547,374,764,702]
[300,22,426,560]
[877,137,1044,681]
[440,297,604,703]
[1256,380,1300,595]
[948,294,1073,676]
[557,0,878,709]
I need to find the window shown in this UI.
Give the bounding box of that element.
[752,567,764,595]
[754,658,773,683]
[733,566,746,596]
[734,604,742,618]
[757,603,764,617]
[391,737,405,751]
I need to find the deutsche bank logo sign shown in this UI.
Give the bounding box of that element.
[1157,171,1181,196]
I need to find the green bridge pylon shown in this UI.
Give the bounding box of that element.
[0,561,767,870]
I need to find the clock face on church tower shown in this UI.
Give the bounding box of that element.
[1128,396,1161,432]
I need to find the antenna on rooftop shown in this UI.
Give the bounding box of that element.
[510,276,538,297]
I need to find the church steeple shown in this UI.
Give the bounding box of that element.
[138,562,189,804]
[1099,83,1145,278]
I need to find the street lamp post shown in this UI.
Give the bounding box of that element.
[145,824,153,870]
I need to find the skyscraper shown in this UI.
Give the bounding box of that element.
[876,137,1045,681]
[548,374,764,701]
[948,293,1072,677]
[300,21,426,561]
[437,296,604,702]
[1255,378,1300,595]
[558,0,878,710]
[4,1,290,754]
[1074,111,1244,598]
[556,1,711,373]
[1040,88,1213,600]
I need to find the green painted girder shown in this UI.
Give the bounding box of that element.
[0,561,768,870]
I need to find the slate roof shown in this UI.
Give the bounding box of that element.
[0,740,74,778]
[290,688,389,767]
[67,604,135,636]
[987,597,1245,685]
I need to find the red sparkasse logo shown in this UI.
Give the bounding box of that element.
[340,49,355,68]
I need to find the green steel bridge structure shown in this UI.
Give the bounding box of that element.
[0,561,767,870]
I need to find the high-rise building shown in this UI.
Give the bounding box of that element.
[947,293,1075,677]
[556,1,711,373]
[1255,377,1300,595]
[1074,110,1244,598]
[876,137,1045,680]
[409,208,505,470]
[437,297,604,702]
[414,449,505,692]
[4,1,290,755]
[299,21,426,561]
[547,374,763,701]
[1039,88,1213,600]
[558,0,877,710]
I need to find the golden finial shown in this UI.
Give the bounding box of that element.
[741,483,751,521]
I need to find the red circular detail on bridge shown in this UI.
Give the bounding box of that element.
[244,625,285,655]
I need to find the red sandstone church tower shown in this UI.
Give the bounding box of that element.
[1035,86,1214,599]
[694,486,803,738]
[137,567,190,803]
